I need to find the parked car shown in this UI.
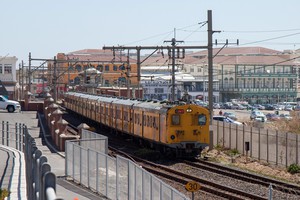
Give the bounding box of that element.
[213,103,221,109]
[264,104,275,110]
[223,112,238,120]
[279,113,292,120]
[294,105,300,111]
[266,113,280,121]
[250,110,267,122]
[231,104,246,110]
[213,116,242,125]
[284,105,293,111]
[0,95,21,113]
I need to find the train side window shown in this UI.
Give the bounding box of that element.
[150,116,153,127]
[198,114,207,125]
[172,114,180,125]
[147,116,150,127]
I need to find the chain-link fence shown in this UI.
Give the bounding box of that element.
[212,121,300,167]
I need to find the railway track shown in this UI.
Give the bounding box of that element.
[109,146,267,200]
[183,159,300,195]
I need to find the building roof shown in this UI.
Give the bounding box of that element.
[189,46,282,56]
[63,49,136,63]
[185,47,298,66]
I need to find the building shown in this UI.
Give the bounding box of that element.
[141,54,220,102]
[47,49,138,95]
[0,56,18,99]
[184,47,299,104]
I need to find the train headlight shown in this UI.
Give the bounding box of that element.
[186,107,192,113]
[170,135,176,140]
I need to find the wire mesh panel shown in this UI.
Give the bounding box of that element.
[151,176,162,200]
[287,132,298,166]
[65,141,74,177]
[97,152,109,196]
[88,149,97,190]
[128,161,136,200]
[73,144,82,182]
[116,156,129,199]
[107,156,117,199]
[80,148,89,186]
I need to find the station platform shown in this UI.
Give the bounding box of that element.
[0,110,107,200]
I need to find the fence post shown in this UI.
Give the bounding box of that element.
[87,148,90,188]
[276,130,278,165]
[242,125,245,155]
[116,156,119,200]
[286,132,288,167]
[229,123,232,149]
[268,184,273,200]
[267,129,269,163]
[258,128,261,161]
[236,124,238,150]
[43,172,56,200]
[297,134,299,165]
[15,123,18,149]
[38,156,48,200]
[250,127,253,157]
[19,123,22,151]
[2,121,4,145]
[41,163,51,200]
[33,149,42,200]
[6,121,9,146]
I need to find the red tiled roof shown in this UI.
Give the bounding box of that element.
[64,49,136,63]
[189,46,281,56]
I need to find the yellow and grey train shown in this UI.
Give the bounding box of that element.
[64,92,210,157]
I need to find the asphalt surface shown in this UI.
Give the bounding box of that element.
[0,110,108,200]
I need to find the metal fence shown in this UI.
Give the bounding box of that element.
[212,121,300,167]
[65,129,189,200]
[0,121,62,200]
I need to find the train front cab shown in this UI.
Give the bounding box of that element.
[166,104,210,156]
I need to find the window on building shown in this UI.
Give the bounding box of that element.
[229,77,234,88]
[74,77,80,84]
[0,64,2,74]
[75,65,82,72]
[113,65,118,71]
[154,88,164,93]
[119,65,125,70]
[105,65,109,71]
[224,78,229,88]
[4,64,12,74]
[190,68,194,72]
[96,65,103,72]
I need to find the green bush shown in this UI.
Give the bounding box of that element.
[225,148,239,156]
[0,188,10,200]
[287,163,300,174]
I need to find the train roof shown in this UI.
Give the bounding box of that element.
[65,92,192,113]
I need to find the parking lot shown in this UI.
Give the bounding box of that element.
[213,108,291,123]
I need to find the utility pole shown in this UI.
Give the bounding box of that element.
[21,61,24,99]
[164,37,184,101]
[28,52,32,93]
[53,56,57,102]
[208,10,213,124]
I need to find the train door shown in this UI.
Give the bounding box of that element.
[129,105,134,134]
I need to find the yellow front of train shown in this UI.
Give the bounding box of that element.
[165,104,210,156]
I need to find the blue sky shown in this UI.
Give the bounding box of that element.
[1,0,300,66]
